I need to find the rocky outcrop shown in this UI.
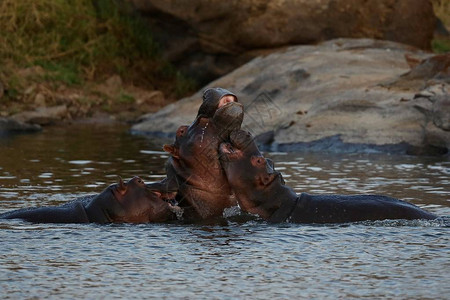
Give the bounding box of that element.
[131,0,436,84]
[11,105,69,126]
[132,38,450,155]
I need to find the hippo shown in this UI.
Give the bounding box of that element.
[149,88,244,221]
[0,177,180,224]
[219,130,438,223]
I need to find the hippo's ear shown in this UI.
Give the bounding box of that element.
[163,144,179,159]
[116,177,128,196]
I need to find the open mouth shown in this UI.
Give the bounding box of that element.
[218,100,235,109]
[160,191,178,205]
[219,142,235,155]
[165,198,178,207]
[218,95,237,108]
[215,101,243,117]
[219,142,242,163]
[271,171,283,186]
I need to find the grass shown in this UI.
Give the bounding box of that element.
[117,91,135,104]
[432,39,450,53]
[36,61,83,86]
[0,0,195,114]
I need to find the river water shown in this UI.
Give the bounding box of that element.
[0,124,449,299]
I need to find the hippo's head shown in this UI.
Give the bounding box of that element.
[219,130,285,218]
[108,176,179,223]
[162,88,244,219]
[197,87,239,119]
[163,96,243,185]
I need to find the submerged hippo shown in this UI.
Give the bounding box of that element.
[219,130,438,223]
[0,177,179,224]
[151,88,244,221]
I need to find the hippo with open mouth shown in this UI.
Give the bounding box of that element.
[0,177,180,224]
[151,88,244,221]
[219,130,438,223]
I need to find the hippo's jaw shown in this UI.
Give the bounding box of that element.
[219,129,294,220]
[215,101,243,120]
[212,102,244,139]
[219,142,244,162]
[197,87,238,118]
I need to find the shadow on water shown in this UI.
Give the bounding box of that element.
[0,124,449,299]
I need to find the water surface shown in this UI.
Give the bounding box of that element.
[1,124,449,299]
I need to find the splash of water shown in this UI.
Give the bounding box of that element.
[199,121,209,147]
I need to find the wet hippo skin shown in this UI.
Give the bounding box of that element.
[1,177,179,224]
[219,130,438,223]
[149,88,244,221]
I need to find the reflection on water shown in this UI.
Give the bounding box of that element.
[0,124,171,209]
[0,124,449,299]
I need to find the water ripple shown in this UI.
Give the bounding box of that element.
[0,125,449,299]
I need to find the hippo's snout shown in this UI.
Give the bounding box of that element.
[217,101,243,119]
[229,130,255,150]
[214,102,244,126]
[213,102,244,137]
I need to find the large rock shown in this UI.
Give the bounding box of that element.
[132,38,450,155]
[131,0,436,84]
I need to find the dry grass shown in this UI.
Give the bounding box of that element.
[432,0,450,28]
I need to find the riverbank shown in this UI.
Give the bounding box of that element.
[0,0,196,127]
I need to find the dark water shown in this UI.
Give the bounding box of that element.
[0,124,449,299]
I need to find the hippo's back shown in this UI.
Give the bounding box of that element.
[0,201,89,223]
[289,193,437,223]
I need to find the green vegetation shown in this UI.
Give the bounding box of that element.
[117,91,135,104]
[35,61,83,86]
[0,0,195,117]
[432,39,450,53]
